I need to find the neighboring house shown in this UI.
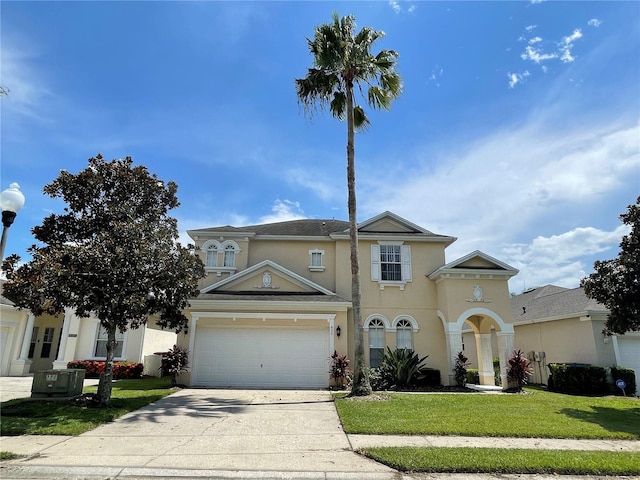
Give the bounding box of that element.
[510,285,640,388]
[177,211,519,389]
[463,285,640,389]
[0,284,177,377]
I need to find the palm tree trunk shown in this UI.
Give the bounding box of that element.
[346,84,372,396]
[97,325,115,407]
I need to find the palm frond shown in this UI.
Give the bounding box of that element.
[330,91,347,120]
[353,105,370,131]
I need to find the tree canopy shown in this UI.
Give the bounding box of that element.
[296,12,402,396]
[2,155,204,405]
[581,196,640,334]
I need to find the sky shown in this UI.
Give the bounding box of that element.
[1,0,639,293]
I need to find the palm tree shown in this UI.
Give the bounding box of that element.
[296,12,402,395]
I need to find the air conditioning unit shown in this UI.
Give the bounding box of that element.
[31,369,86,398]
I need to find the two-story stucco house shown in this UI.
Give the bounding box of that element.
[178,211,519,389]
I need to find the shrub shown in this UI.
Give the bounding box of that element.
[548,363,608,395]
[159,345,189,386]
[329,351,351,388]
[611,366,637,396]
[454,351,470,386]
[466,368,479,385]
[493,357,502,386]
[66,360,143,379]
[415,367,441,386]
[378,347,429,390]
[366,367,385,391]
[507,349,533,392]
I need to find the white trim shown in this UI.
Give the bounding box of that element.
[391,315,419,332]
[454,307,514,334]
[363,314,391,331]
[308,249,326,272]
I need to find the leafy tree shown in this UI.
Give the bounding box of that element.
[295,12,402,396]
[2,155,205,406]
[581,196,640,334]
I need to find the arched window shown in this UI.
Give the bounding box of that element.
[223,244,236,267]
[368,318,385,368]
[204,242,219,268]
[396,319,413,350]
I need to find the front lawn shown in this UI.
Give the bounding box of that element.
[361,447,640,476]
[335,388,640,439]
[1,376,175,436]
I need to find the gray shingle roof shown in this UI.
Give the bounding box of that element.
[190,219,350,237]
[511,285,608,322]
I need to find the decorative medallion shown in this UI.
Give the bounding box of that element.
[466,284,492,303]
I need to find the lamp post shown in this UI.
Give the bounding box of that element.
[0,183,26,261]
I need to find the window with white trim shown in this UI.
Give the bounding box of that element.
[308,249,325,271]
[396,319,413,350]
[371,243,412,288]
[205,243,218,268]
[94,325,124,358]
[223,244,236,267]
[368,318,385,368]
[202,240,240,272]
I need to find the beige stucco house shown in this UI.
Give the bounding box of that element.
[0,288,176,377]
[178,211,519,389]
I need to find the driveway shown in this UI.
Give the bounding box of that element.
[1,388,393,474]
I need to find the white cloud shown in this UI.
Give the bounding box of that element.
[529,0,545,4]
[521,45,558,63]
[559,28,583,63]
[529,37,543,45]
[259,199,306,224]
[508,70,530,88]
[587,18,602,27]
[358,115,639,277]
[284,168,341,201]
[389,0,401,13]
[502,224,629,289]
[525,25,538,32]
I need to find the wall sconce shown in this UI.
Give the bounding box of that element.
[335,325,341,338]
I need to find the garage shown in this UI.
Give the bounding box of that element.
[192,325,330,388]
[616,335,640,391]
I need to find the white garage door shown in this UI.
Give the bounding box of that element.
[193,326,330,388]
[617,337,640,391]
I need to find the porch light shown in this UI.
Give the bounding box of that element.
[0,182,26,260]
[336,325,341,338]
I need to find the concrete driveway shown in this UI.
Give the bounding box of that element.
[1,388,393,474]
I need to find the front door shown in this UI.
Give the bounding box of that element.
[29,316,62,372]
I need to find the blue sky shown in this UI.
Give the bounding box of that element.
[2,1,639,292]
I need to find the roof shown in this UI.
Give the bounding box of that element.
[189,219,349,237]
[511,285,608,323]
[195,292,349,303]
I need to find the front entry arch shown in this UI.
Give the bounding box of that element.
[442,308,515,389]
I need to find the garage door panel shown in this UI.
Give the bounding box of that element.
[193,326,329,388]
[617,337,640,391]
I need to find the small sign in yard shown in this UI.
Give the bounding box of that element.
[616,379,627,396]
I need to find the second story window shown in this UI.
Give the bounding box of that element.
[371,243,412,289]
[308,249,325,271]
[202,240,240,273]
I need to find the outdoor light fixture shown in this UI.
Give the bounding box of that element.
[0,182,26,261]
[336,325,341,338]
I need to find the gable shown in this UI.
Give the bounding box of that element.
[357,211,426,234]
[201,260,335,296]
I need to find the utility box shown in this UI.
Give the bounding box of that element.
[31,369,86,398]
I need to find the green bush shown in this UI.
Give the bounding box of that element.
[548,363,608,395]
[158,345,190,386]
[378,348,429,390]
[416,368,441,386]
[67,360,143,379]
[329,350,351,388]
[611,367,637,396]
[454,351,469,387]
[493,357,502,386]
[466,369,479,384]
[507,349,533,392]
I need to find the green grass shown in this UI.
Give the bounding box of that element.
[1,377,175,436]
[335,387,640,439]
[360,447,640,476]
[0,451,24,461]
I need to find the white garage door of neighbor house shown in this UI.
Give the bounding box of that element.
[0,327,9,376]
[617,337,640,390]
[193,326,330,388]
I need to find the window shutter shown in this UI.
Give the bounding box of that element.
[401,245,412,281]
[371,244,380,281]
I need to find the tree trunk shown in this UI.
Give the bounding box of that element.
[346,84,372,396]
[97,324,115,407]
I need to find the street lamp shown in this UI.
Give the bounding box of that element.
[0,183,26,261]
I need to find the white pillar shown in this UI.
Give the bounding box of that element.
[52,309,73,370]
[475,333,495,385]
[497,331,515,390]
[186,314,198,384]
[9,312,35,375]
[445,327,463,386]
